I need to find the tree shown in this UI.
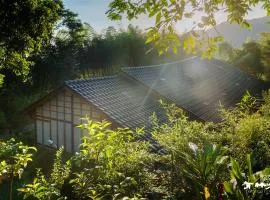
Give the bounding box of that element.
[218,42,235,61]
[107,0,270,56]
[0,0,64,85]
[231,41,265,78]
[259,32,270,80]
[30,11,91,91]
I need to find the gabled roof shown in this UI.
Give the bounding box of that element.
[122,57,266,122]
[65,75,167,145]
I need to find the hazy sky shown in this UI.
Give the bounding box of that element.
[63,0,267,33]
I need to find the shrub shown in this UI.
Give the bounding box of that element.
[18,147,71,200]
[3,90,270,199]
[70,119,152,199]
[0,138,36,200]
[219,90,270,170]
[151,101,225,198]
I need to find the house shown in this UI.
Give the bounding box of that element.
[25,57,267,152]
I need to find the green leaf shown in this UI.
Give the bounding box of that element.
[224,181,233,194]
[156,12,161,24]
[0,74,4,88]
[173,46,178,54]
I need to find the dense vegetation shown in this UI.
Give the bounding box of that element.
[1,91,270,199]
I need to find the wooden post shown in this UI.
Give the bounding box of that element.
[63,92,66,149]
[41,106,44,144]
[71,93,74,153]
[56,94,59,148]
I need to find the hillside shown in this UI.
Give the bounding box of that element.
[206,16,270,47]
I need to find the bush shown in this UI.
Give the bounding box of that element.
[219,91,270,170]
[18,147,71,200]
[150,101,227,198]
[70,119,152,199]
[2,90,270,199]
[0,138,36,200]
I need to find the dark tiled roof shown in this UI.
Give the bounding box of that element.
[122,57,266,122]
[65,75,166,147]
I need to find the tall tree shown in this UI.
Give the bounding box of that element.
[260,32,270,79]
[218,42,235,61]
[30,11,92,91]
[0,0,64,85]
[229,41,265,79]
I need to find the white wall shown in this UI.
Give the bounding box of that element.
[34,88,108,152]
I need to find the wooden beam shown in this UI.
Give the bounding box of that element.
[56,94,59,148]
[71,93,74,153]
[63,92,66,150]
[49,100,52,140]
[80,98,83,140]
[35,115,75,124]
[22,86,66,116]
[34,116,37,144]
[41,105,44,145]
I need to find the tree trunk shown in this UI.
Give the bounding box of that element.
[9,174,14,200]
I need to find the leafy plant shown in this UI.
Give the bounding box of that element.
[151,101,227,198]
[219,90,270,170]
[70,119,151,199]
[224,154,270,200]
[0,138,36,200]
[178,143,228,199]
[18,147,71,200]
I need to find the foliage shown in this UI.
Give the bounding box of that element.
[259,32,270,80]
[177,143,228,199]
[18,147,71,200]
[70,119,151,199]
[218,91,270,170]
[150,101,227,198]
[224,154,270,200]
[218,33,270,81]
[21,24,186,92]
[0,0,64,81]
[231,41,265,79]
[218,42,235,61]
[2,91,270,199]
[107,0,269,56]
[152,100,216,152]
[0,138,36,179]
[0,138,36,199]
[0,92,42,129]
[0,1,90,130]
[149,91,270,199]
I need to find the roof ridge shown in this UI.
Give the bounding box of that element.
[65,75,117,84]
[121,56,197,70]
